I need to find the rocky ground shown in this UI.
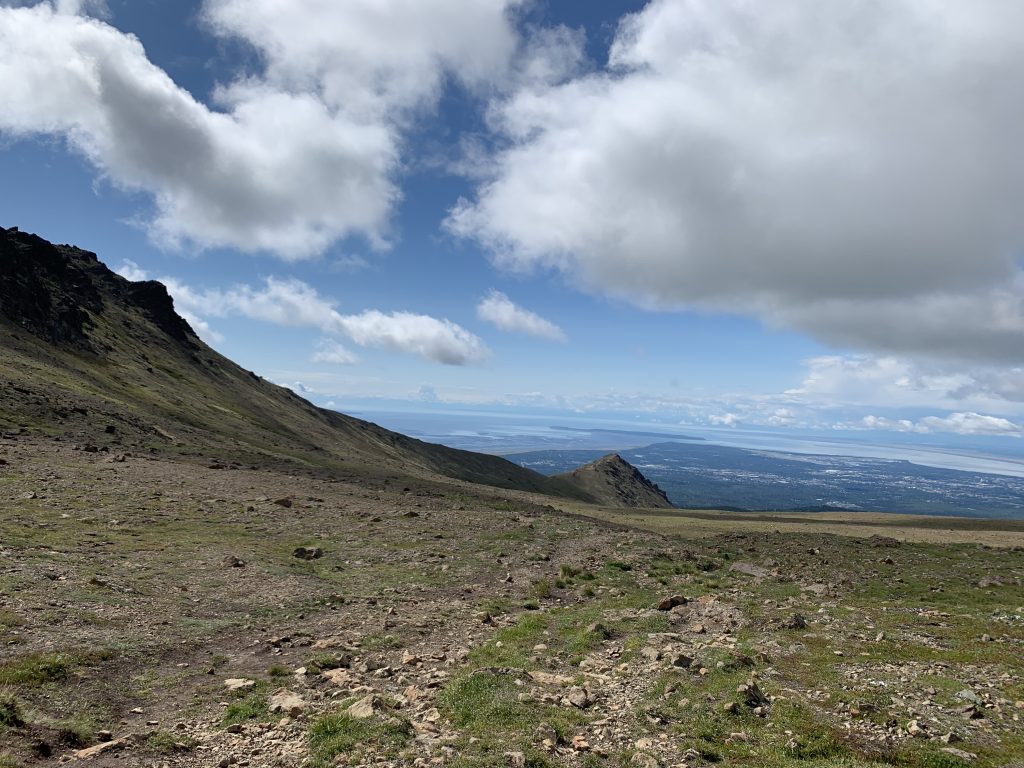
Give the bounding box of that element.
[2,435,1023,768]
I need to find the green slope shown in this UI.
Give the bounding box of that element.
[0,226,593,500]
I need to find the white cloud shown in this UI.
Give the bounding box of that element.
[859,415,916,433]
[449,0,1024,364]
[0,0,521,257]
[709,413,739,427]
[917,412,1021,437]
[788,354,1024,413]
[854,412,1021,437]
[115,259,147,281]
[334,309,489,366]
[312,339,358,366]
[477,289,565,341]
[164,276,489,365]
[202,0,520,118]
[766,408,797,427]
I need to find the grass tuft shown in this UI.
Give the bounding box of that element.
[307,712,411,767]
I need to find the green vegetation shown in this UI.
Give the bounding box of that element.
[307,712,412,767]
[145,730,196,754]
[0,653,71,687]
[0,692,24,728]
[438,670,586,759]
[222,682,274,727]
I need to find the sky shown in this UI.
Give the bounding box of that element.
[2,0,1024,446]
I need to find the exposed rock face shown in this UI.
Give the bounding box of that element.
[556,453,674,509]
[0,226,197,349]
[0,227,104,349]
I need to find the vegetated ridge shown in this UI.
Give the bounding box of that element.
[0,226,599,500]
[555,453,674,509]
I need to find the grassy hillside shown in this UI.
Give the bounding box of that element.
[0,227,592,500]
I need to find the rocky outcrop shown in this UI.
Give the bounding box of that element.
[557,453,674,509]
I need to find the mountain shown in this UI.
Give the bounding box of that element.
[554,453,674,509]
[0,226,594,500]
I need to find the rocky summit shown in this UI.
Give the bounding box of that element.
[1,229,1023,768]
[555,454,674,509]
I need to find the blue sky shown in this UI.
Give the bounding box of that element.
[2,0,1024,446]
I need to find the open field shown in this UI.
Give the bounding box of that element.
[553,504,1024,548]
[2,436,1023,768]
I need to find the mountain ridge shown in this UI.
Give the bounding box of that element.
[0,226,597,501]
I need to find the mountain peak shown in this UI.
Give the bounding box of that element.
[0,226,195,349]
[556,452,674,509]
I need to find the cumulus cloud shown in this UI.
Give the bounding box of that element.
[312,339,358,366]
[449,0,1024,364]
[115,259,148,282]
[164,276,488,365]
[789,354,1024,413]
[334,310,489,366]
[855,412,1021,437]
[477,290,565,341]
[917,412,1021,437]
[709,413,740,427]
[0,0,520,257]
[860,415,916,433]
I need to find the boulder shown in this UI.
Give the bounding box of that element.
[293,546,323,560]
[267,689,305,717]
[656,595,688,611]
[346,694,382,720]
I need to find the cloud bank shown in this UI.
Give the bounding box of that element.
[164,276,489,365]
[449,0,1024,363]
[477,290,565,341]
[0,0,520,257]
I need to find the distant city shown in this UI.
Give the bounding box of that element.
[356,410,1024,519]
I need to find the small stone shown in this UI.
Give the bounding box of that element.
[958,704,984,719]
[267,689,305,717]
[656,595,688,611]
[738,681,769,708]
[346,694,382,720]
[534,723,558,745]
[940,747,977,761]
[630,751,659,768]
[782,614,808,629]
[292,546,323,560]
[75,738,129,759]
[566,686,590,708]
[223,678,255,692]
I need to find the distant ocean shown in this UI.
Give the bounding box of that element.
[344,407,1024,479]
